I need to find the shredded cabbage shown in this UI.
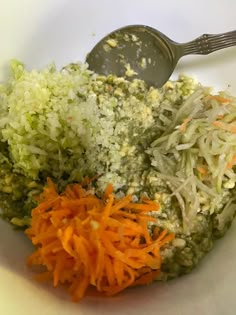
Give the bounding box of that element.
[148,88,236,232]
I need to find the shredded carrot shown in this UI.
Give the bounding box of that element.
[197,166,208,176]
[216,115,225,120]
[213,121,236,133]
[226,155,236,169]
[179,118,191,133]
[25,178,174,302]
[208,95,231,104]
[104,183,113,199]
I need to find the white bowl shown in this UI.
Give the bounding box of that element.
[0,1,236,314]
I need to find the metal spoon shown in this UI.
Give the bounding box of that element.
[86,25,236,87]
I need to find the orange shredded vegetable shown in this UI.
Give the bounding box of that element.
[179,118,191,133]
[227,155,236,169]
[197,166,208,176]
[216,115,225,120]
[25,178,174,302]
[213,121,236,133]
[208,95,231,104]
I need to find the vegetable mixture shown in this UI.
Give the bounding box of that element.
[0,60,236,300]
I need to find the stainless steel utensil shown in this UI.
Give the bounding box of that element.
[86,25,236,87]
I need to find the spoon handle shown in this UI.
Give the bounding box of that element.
[180,30,236,56]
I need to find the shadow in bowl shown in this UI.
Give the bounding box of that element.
[0,220,33,274]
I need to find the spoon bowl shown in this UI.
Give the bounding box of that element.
[86,25,236,87]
